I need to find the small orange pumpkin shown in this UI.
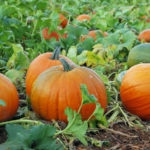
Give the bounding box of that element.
[0,74,19,122]
[59,14,68,28]
[120,63,150,120]
[138,29,150,42]
[76,14,91,22]
[30,58,108,122]
[25,48,76,97]
[81,30,108,41]
[42,28,60,41]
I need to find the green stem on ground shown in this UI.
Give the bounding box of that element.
[0,118,43,126]
[119,106,134,127]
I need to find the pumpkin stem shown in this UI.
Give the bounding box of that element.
[50,47,61,60]
[59,58,72,72]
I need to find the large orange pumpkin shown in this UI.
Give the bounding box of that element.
[25,48,76,97]
[120,63,150,120]
[30,58,107,122]
[0,74,19,122]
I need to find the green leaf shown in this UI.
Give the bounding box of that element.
[0,124,63,150]
[66,25,88,40]
[93,67,109,84]
[77,37,95,53]
[102,28,136,57]
[0,99,6,106]
[93,103,108,127]
[64,107,88,145]
[61,25,88,49]
[80,84,97,104]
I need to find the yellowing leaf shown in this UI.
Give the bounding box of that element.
[6,44,29,70]
[77,50,105,67]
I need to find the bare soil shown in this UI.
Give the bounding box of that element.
[75,122,150,150]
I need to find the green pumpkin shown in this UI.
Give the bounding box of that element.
[127,43,150,67]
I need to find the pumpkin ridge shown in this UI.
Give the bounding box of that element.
[124,104,150,120]
[123,98,150,108]
[45,71,62,120]
[121,82,150,94]
[56,73,67,121]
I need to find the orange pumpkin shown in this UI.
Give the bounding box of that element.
[59,14,68,28]
[25,48,76,97]
[81,30,108,41]
[30,58,107,122]
[0,74,19,122]
[42,28,60,41]
[138,29,150,42]
[76,14,91,21]
[120,63,150,120]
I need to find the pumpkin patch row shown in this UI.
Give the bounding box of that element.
[26,43,150,121]
[41,13,109,42]
[1,43,150,122]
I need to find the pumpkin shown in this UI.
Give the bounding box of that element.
[25,47,76,97]
[30,58,107,122]
[76,14,91,21]
[0,74,19,122]
[59,14,68,28]
[138,29,150,42]
[120,63,150,120]
[127,43,150,67]
[81,30,108,41]
[42,28,59,41]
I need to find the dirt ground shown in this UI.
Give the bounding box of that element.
[75,122,150,150]
[0,120,150,150]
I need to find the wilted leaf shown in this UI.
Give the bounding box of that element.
[77,50,105,67]
[5,69,25,85]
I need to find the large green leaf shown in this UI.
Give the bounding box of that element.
[0,124,63,150]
